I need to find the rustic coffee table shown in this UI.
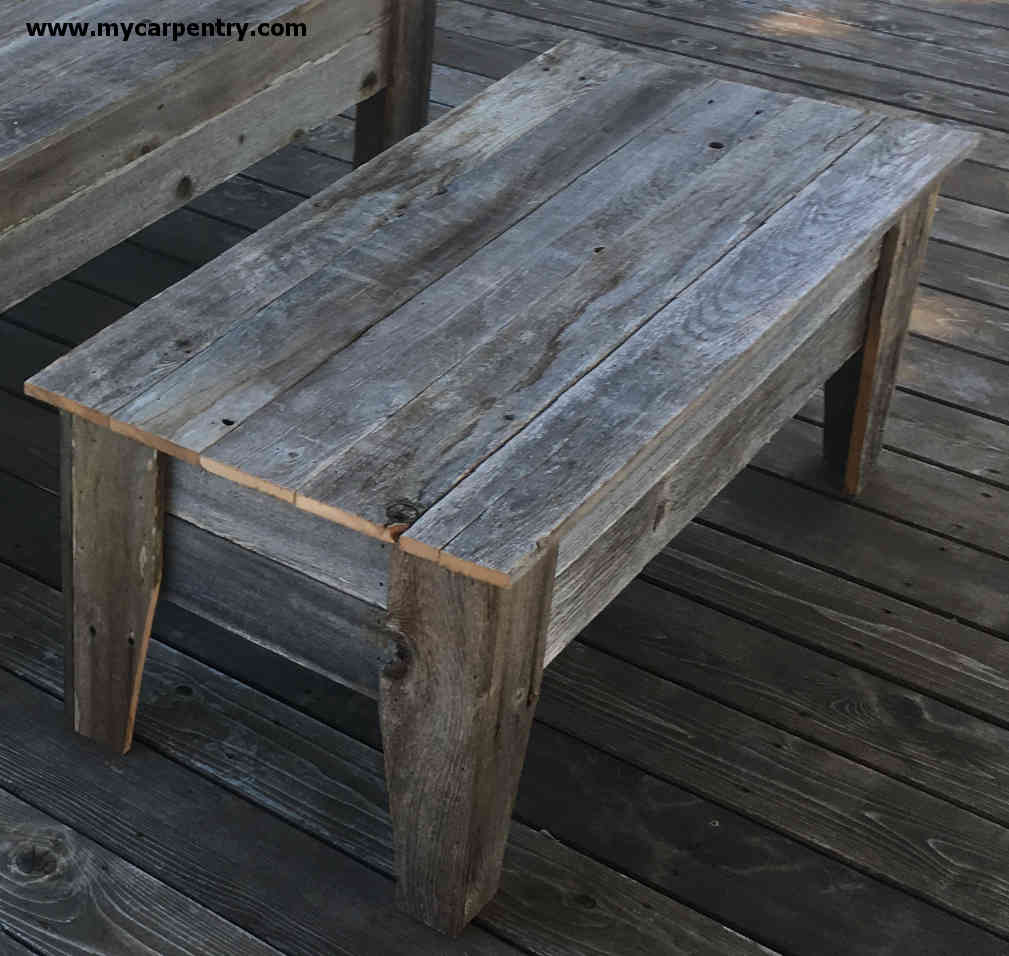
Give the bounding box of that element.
[0,0,434,315]
[27,41,976,936]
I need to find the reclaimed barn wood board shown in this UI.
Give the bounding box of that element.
[0,0,384,229]
[546,278,872,661]
[405,119,975,578]
[823,187,940,495]
[0,561,781,956]
[292,98,877,534]
[354,0,437,164]
[62,413,164,754]
[0,788,284,956]
[0,26,384,314]
[25,43,651,418]
[381,544,557,934]
[113,66,726,466]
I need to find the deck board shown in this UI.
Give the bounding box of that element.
[2,0,1009,952]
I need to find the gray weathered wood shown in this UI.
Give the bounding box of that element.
[823,185,941,495]
[25,42,646,420]
[0,25,383,315]
[62,412,163,754]
[295,94,877,538]
[381,543,557,935]
[354,0,437,165]
[0,787,284,955]
[405,118,975,578]
[547,276,871,661]
[0,0,384,229]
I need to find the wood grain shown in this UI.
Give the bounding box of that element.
[354,0,437,165]
[406,118,975,577]
[0,788,284,955]
[62,413,163,754]
[381,543,557,934]
[823,186,941,495]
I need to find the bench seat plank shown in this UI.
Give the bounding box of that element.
[26,42,644,418]
[404,117,976,577]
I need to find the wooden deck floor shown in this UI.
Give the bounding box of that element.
[3,1,1009,953]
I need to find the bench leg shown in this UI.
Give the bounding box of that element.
[380,545,557,935]
[62,413,164,755]
[822,184,940,497]
[353,0,436,165]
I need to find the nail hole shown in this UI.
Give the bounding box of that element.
[221,418,235,427]
[594,246,605,253]
[127,638,135,646]
[709,141,725,150]
[176,175,194,200]
[574,893,597,909]
[755,109,764,114]
[88,625,96,637]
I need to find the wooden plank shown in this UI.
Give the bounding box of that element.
[4,280,131,345]
[0,392,58,492]
[405,117,975,578]
[823,186,940,495]
[922,234,1009,310]
[293,94,878,537]
[167,459,389,607]
[912,286,1009,363]
[546,278,871,662]
[516,725,1009,956]
[0,27,383,314]
[583,577,1009,827]
[381,543,557,934]
[354,0,437,164]
[700,466,1009,636]
[0,787,284,956]
[901,334,1009,420]
[162,517,389,696]
[755,417,1009,558]
[801,388,1009,486]
[0,668,520,956]
[435,0,1009,170]
[25,42,659,418]
[942,160,1009,213]
[933,196,1009,260]
[111,61,714,469]
[0,0,385,230]
[873,0,1009,31]
[583,0,1009,93]
[539,640,1009,937]
[0,560,781,956]
[651,520,1009,727]
[63,413,163,754]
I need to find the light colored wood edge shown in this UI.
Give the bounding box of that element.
[109,419,201,467]
[293,491,399,543]
[398,534,513,587]
[24,383,110,427]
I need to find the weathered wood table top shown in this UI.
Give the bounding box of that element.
[27,40,976,587]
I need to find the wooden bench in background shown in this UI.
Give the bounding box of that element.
[26,41,976,938]
[0,0,435,315]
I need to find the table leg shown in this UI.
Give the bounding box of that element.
[353,0,436,165]
[380,544,556,936]
[822,184,940,497]
[62,412,164,755]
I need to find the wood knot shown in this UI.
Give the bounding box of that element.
[385,498,423,526]
[382,644,410,681]
[9,832,69,880]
